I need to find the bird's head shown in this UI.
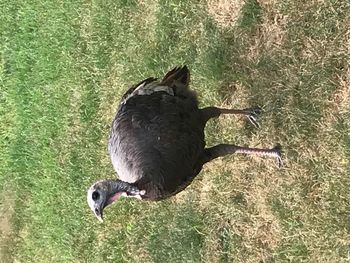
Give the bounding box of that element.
[87,179,145,222]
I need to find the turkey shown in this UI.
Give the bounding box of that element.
[87,66,282,222]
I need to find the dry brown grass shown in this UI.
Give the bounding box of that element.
[331,69,350,114]
[207,0,245,28]
[3,0,350,262]
[246,1,288,62]
[0,190,15,263]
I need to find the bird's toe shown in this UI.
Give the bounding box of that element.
[247,115,260,128]
[243,106,262,128]
[272,144,283,168]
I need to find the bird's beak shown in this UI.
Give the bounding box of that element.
[94,208,103,222]
[96,214,103,222]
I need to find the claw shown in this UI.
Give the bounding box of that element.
[244,107,262,128]
[272,144,283,168]
[276,155,283,168]
[248,115,260,128]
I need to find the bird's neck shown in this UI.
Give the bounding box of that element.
[105,179,143,199]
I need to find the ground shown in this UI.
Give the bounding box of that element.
[0,0,350,262]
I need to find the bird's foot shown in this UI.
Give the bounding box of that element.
[243,107,262,128]
[271,144,283,168]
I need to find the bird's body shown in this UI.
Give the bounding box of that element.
[108,67,206,200]
[87,66,282,221]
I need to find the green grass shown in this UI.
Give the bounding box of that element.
[1,0,350,262]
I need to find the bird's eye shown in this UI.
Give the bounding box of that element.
[92,191,100,201]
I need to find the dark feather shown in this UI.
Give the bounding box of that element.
[106,66,281,201]
[120,77,157,102]
[87,66,282,222]
[108,66,205,200]
[161,66,190,87]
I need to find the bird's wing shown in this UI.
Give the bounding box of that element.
[109,91,204,200]
[120,77,157,103]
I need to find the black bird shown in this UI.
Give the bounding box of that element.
[87,66,282,222]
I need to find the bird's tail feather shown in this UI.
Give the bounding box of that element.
[161,66,190,87]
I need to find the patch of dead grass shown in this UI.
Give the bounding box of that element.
[200,184,283,262]
[330,69,350,114]
[207,0,245,28]
[278,65,350,261]
[228,166,283,262]
[198,159,224,209]
[198,98,289,262]
[0,190,15,263]
[200,147,285,262]
[137,0,158,33]
[246,2,288,61]
[244,182,282,248]
[321,67,350,138]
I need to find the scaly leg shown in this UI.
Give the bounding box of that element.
[200,106,262,128]
[203,144,283,168]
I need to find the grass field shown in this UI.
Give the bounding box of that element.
[1,0,350,262]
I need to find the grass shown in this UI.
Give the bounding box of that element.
[1,0,350,262]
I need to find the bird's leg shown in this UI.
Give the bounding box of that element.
[220,107,262,128]
[203,144,283,168]
[200,106,262,128]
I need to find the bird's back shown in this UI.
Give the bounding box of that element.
[108,67,205,200]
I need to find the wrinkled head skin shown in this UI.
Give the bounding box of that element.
[87,181,110,222]
[87,180,146,222]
